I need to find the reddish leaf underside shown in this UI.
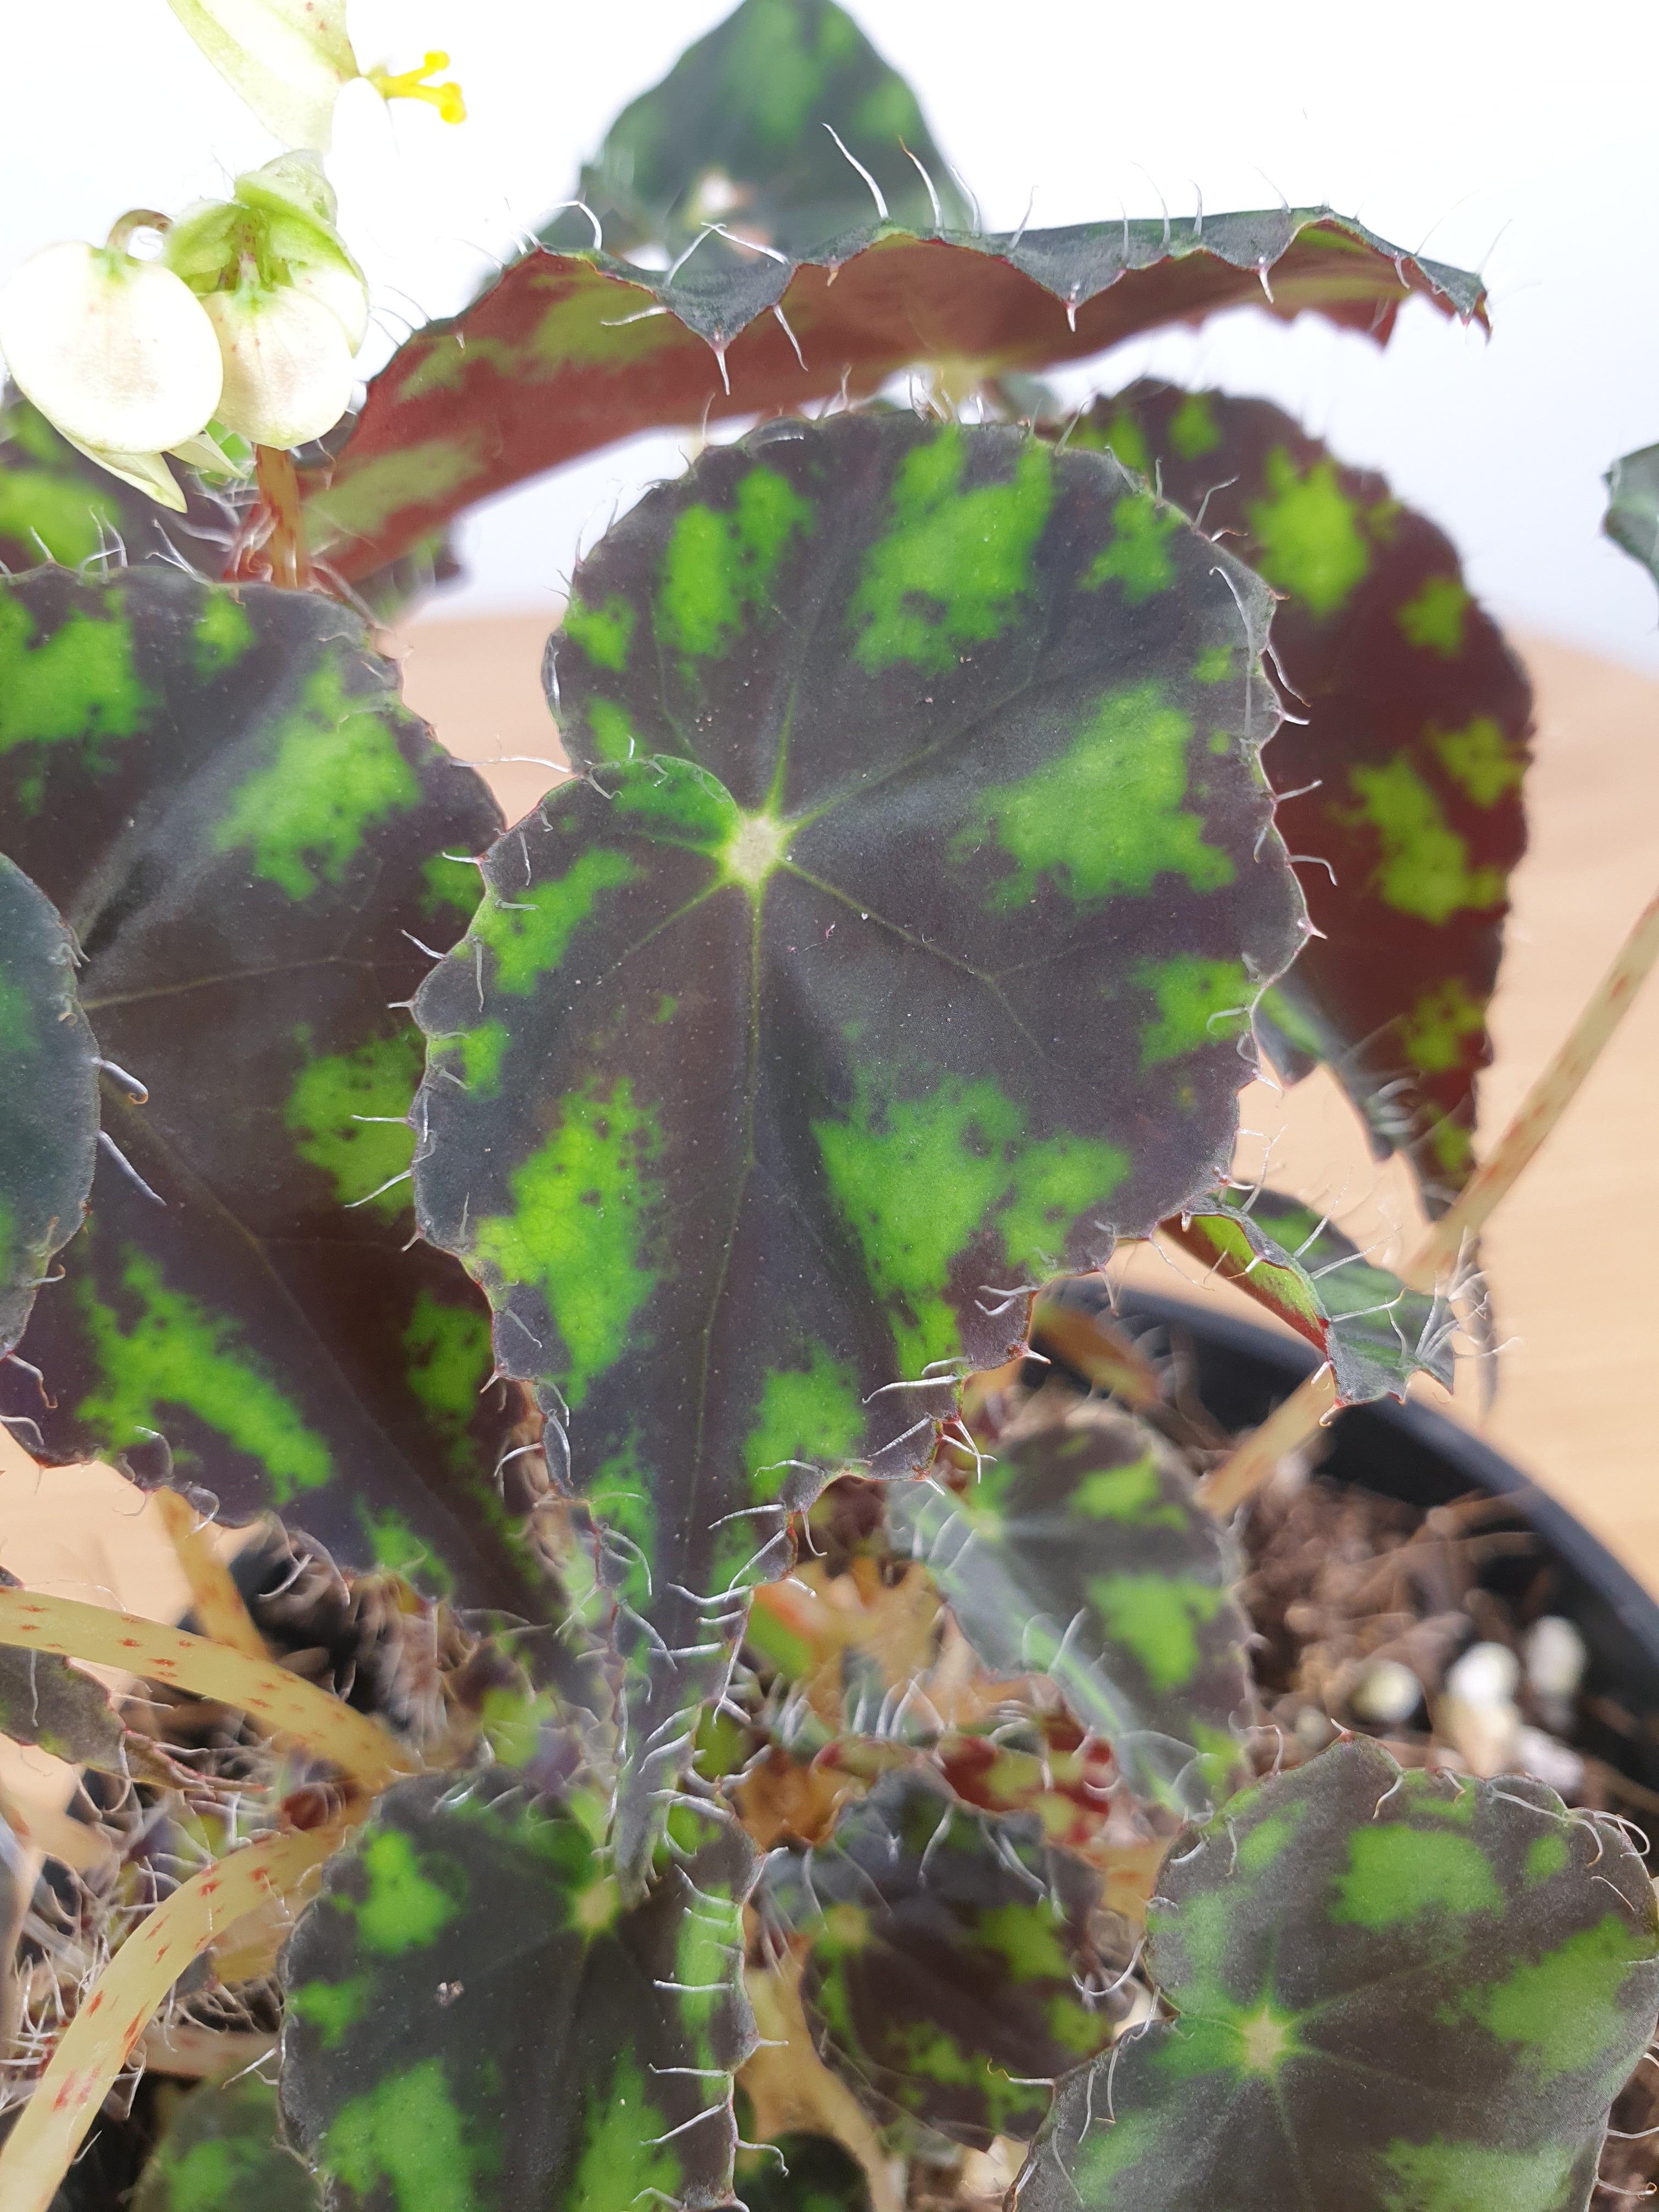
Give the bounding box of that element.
[309,214,1485,583]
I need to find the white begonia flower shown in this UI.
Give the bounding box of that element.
[167,0,357,153]
[199,283,354,448]
[167,0,465,151]
[0,244,222,462]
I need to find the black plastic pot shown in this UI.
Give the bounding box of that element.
[1108,1289,1659,1808]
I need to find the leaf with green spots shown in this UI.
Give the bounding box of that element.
[0,568,543,1616]
[1165,1187,1457,1406]
[890,1397,1251,1812]
[307,210,1485,587]
[133,2075,320,2212]
[1015,1739,1659,2212]
[548,0,967,266]
[0,854,100,1358]
[0,1635,125,1771]
[1605,443,1659,599]
[1064,385,1531,1203]
[760,1769,1121,2147]
[280,1771,757,2212]
[410,415,1302,1883]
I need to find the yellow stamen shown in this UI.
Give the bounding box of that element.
[368,50,466,124]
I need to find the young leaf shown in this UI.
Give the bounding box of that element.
[0,853,99,1358]
[1066,385,1531,1197]
[890,1398,1251,1811]
[308,217,1483,584]
[0,568,540,1613]
[1017,1737,1659,2212]
[0,1643,124,1773]
[551,0,967,261]
[133,2074,320,2212]
[1605,442,1659,595]
[1165,1188,1455,1404]
[410,413,1303,1877]
[279,1772,758,2212]
[760,1769,1120,2146]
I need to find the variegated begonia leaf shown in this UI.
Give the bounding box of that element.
[1018,1737,1659,2212]
[308,216,1483,585]
[279,1771,757,2212]
[548,0,967,263]
[1605,442,1659,596]
[133,2075,319,2212]
[760,1770,1121,2147]
[410,412,1303,1881]
[0,853,99,1359]
[1164,1187,1457,1405]
[890,1398,1251,1812]
[1067,385,1531,1200]
[0,567,544,1613]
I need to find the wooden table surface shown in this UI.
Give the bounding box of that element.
[390,615,1659,1589]
[4,620,1655,1606]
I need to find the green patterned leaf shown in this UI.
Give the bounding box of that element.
[410,413,1302,1880]
[279,1771,757,2212]
[761,1769,1120,2146]
[1605,443,1659,596]
[1068,385,1531,1200]
[309,217,1483,585]
[1017,1737,1659,2212]
[891,1398,1251,1811]
[0,567,542,1613]
[133,2075,319,2212]
[0,853,99,1359]
[1165,1187,1457,1404]
[549,0,967,262]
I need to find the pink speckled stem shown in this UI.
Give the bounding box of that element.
[0,1827,339,2212]
[0,1588,410,1792]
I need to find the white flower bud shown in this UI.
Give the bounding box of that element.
[200,283,354,448]
[0,243,221,458]
[1348,1658,1423,1726]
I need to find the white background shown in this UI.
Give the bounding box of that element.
[5,1,1659,665]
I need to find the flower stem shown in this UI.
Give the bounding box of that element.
[1198,1363,1339,1518]
[1400,883,1659,1291]
[254,443,313,589]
